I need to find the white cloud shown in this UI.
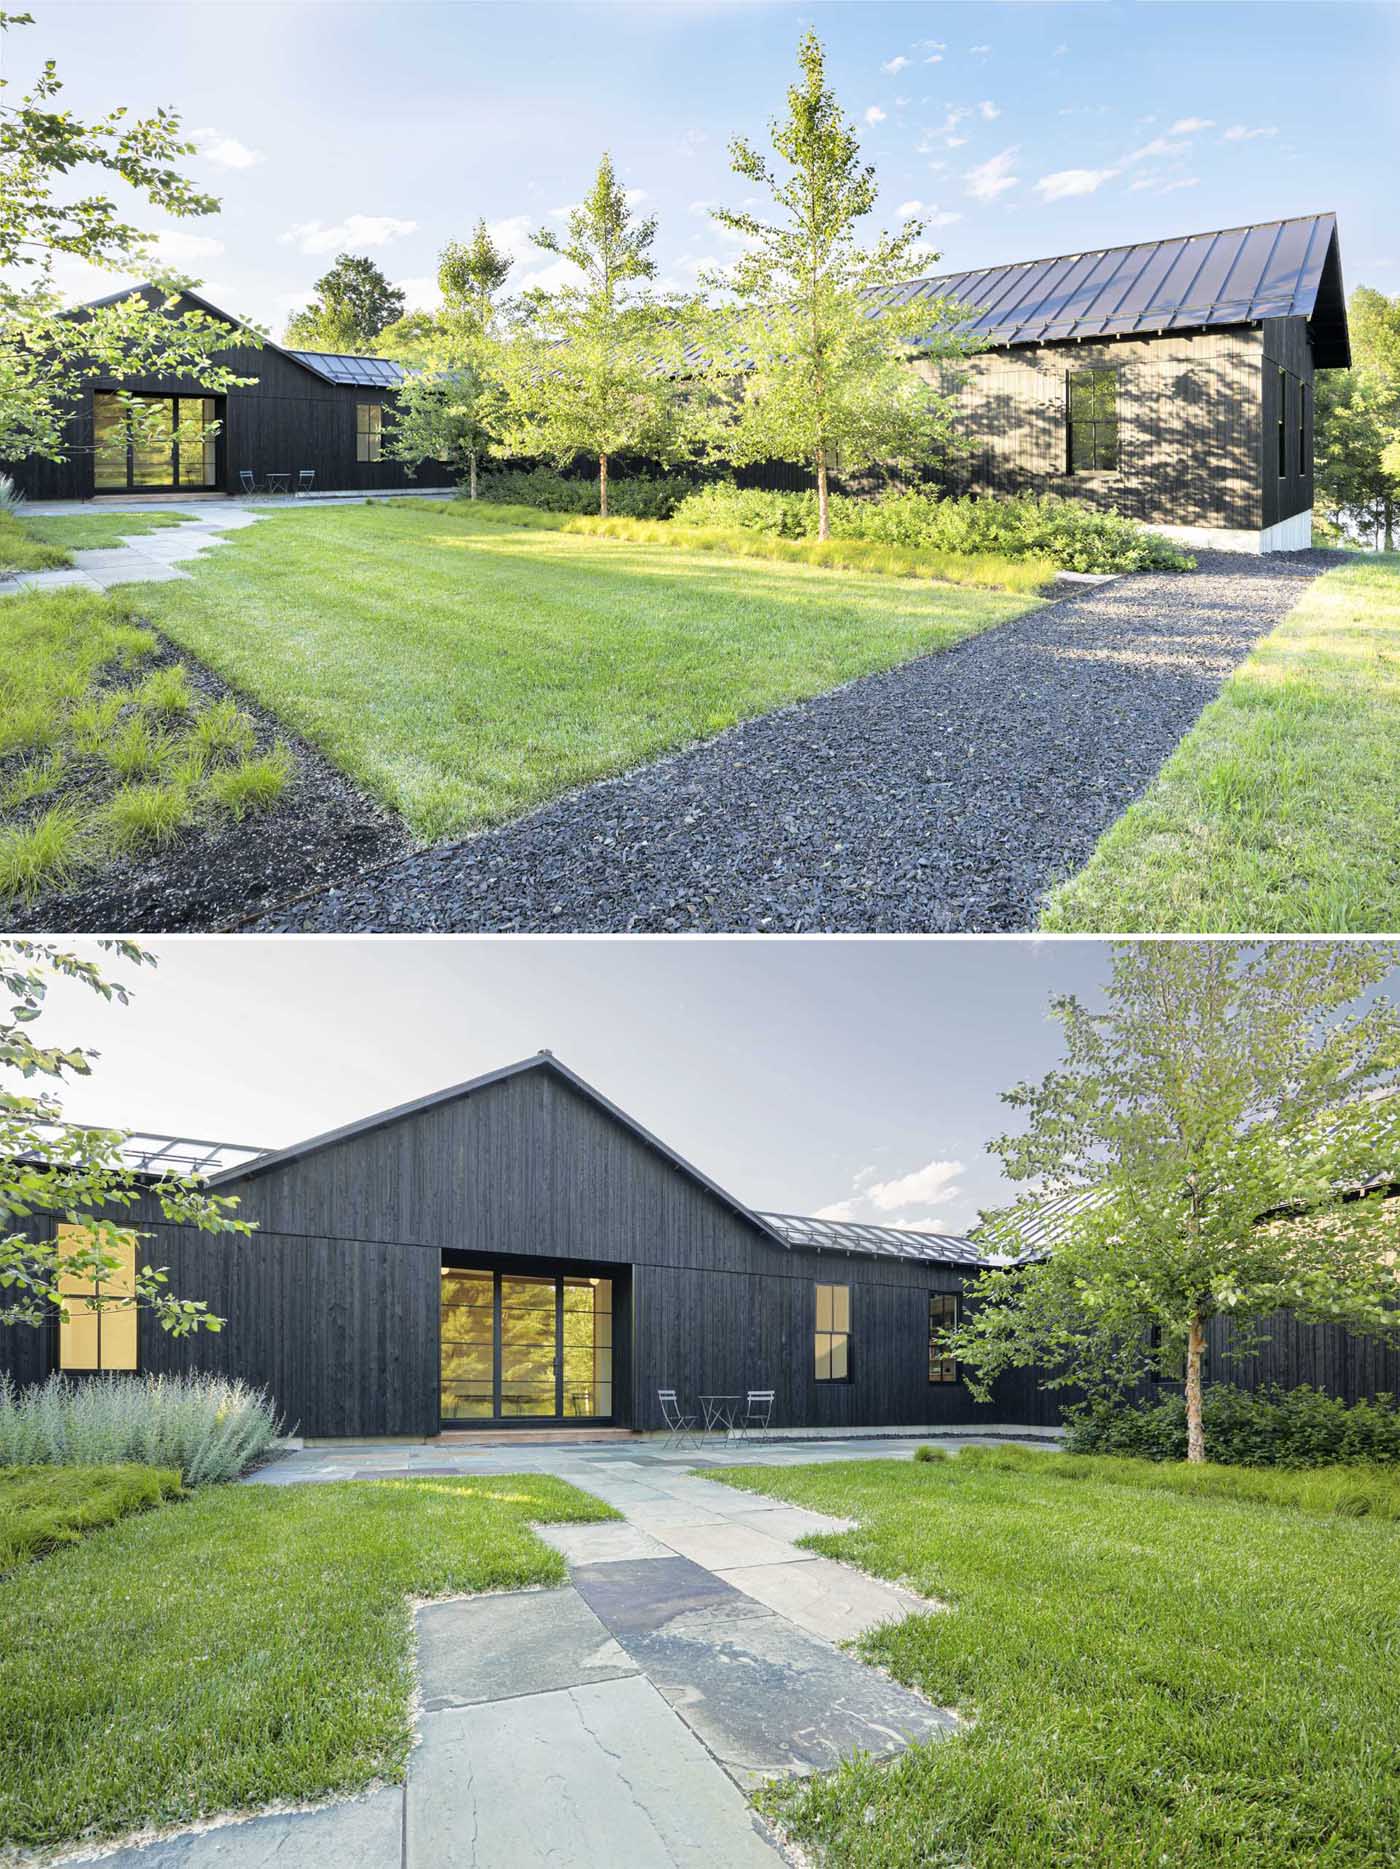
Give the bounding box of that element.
[688,199,717,217]
[882,54,910,74]
[1124,136,1189,164]
[867,1159,965,1212]
[896,200,963,227]
[1168,116,1214,134]
[916,38,946,51]
[1222,123,1278,141]
[964,147,1020,200]
[814,1199,860,1223]
[1130,175,1201,194]
[969,44,991,55]
[147,230,224,264]
[1035,166,1119,201]
[280,214,418,256]
[978,99,1001,120]
[394,274,441,309]
[864,105,887,126]
[925,54,944,66]
[483,215,542,263]
[624,187,649,207]
[946,136,968,149]
[190,127,264,171]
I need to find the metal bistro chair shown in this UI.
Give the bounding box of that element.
[741,1390,776,1444]
[238,469,258,496]
[658,1388,701,1452]
[295,468,316,497]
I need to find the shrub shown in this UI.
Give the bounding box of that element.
[0,1373,284,1485]
[954,1441,1400,1522]
[1063,1383,1400,1468]
[472,465,702,519]
[671,483,1195,575]
[0,1464,183,1570]
[206,747,292,819]
[913,1444,950,1463]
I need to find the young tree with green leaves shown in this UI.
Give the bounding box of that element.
[492,153,684,516]
[949,943,1400,1463]
[1,942,251,1346]
[438,219,513,333]
[1314,286,1400,550]
[285,252,405,351]
[692,31,972,539]
[0,10,260,467]
[383,357,496,497]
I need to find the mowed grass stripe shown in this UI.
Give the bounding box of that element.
[136,501,1039,844]
[1041,552,1400,932]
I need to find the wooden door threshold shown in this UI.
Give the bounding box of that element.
[434,1426,640,1446]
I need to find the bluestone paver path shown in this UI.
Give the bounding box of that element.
[258,549,1337,934]
[69,1435,1015,1868]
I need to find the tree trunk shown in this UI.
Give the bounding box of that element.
[815,453,830,541]
[599,452,609,519]
[1184,1311,1207,1464]
[469,450,478,501]
[1385,496,1394,555]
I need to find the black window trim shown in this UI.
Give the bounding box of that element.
[1278,366,1288,479]
[928,1290,959,1384]
[356,400,383,464]
[1066,364,1120,475]
[814,1281,852,1384]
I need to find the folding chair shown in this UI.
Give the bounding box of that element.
[296,469,316,497]
[658,1388,701,1451]
[238,469,257,496]
[742,1390,776,1444]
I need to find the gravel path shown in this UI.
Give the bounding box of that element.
[255,550,1337,934]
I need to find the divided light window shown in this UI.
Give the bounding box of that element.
[56,1223,138,1372]
[356,402,382,463]
[814,1283,850,1382]
[1299,382,1308,476]
[928,1293,959,1383]
[1067,367,1118,473]
[1278,367,1288,477]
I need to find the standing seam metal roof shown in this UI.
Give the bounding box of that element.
[757,1211,992,1266]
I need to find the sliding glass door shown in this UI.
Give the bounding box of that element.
[441,1267,613,1425]
[92,393,219,492]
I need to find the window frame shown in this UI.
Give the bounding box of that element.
[356,400,383,464]
[56,1223,138,1373]
[1066,366,1120,475]
[814,1282,852,1384]
[1299,381,1308,478]
[928,1291,959,1384]
[1278,367,1289,478]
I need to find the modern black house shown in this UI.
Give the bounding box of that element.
[4,1053,1396,1441]
[4,284,455,503]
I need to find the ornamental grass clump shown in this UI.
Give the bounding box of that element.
[0,1373,283,1485]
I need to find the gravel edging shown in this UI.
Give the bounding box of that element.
[253,550,1338,934]
[8,633,410,934]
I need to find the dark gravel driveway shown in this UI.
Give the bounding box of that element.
[254,550,1336,934]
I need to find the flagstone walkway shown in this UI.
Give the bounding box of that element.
[76,1434,1009,1868]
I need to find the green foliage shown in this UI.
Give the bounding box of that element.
[284,251,405,350]
[0,1472,619,1849]
[383,357,495,492]
[0,1372,283,1485]
[205,747,291,819]
[672,483,1194,572]
[437,219,513,329]
[21,510,194,552]
[707,1455,1400,1868]
[186,695,256,765]
[0,1462,183,1570]
[0,748,64,811]
[473,465,701,518]
[1314,286,1400,548]
[950,944,1400,1461]
[1065,1382,1400,1469]
[688,33,973,535]
[103,711,175,779]
[1,941,252,1345]
[558,512,1056,595]
[134,662,195,717]
[912,1443,950,1463]
[0,801,85,899]
[103,778,194,850]
[0,509,70,572]
[492,153,687,515]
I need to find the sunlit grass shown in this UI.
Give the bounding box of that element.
[1042,553,1400,931]
[138,500,1041,843]
[20,510,196,552]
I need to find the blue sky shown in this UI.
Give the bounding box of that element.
[16,2,1399,334]
[49,937,1127,1236]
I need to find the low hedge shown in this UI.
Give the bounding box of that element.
[671,484,1195,575]
[470,466,702,520]
[0,1373,284,1485]
[1063,1382,1400,1469]
[0,1463,183,1569]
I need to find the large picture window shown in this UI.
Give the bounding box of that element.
[1067,367,1119,473]
[814,1283,850,1382]
[929,1293,959,1383]
[440,1267,612,1423]
[356,402,383,463]
[57,1223,138,1372]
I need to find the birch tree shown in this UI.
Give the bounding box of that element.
[948,943,1400,1463]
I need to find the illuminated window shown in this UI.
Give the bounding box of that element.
[928,1292,959,1383]
[57,1224,138,1372]
[814,1284,850,1382]
[356,402,382,462]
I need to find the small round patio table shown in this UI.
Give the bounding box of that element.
[699,1394,742,1435]
[266,471,291,496]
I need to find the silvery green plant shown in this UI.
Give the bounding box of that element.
[0,1371,284,1484]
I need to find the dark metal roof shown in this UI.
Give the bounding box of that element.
[877,212,1349,367]
[285,350,406,387]
[757,1211,996,1267]
[973,1186,1108,1260]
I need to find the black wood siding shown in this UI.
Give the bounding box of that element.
[1260,316,1316,528]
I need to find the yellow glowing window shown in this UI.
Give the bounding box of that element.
[57,1224,138,1371]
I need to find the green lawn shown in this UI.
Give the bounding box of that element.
[21,509,197,552]
[708,1452,1400,1869]
[0,1473,618,1851]
[0,1463,183,1570]
[1042,553,1400,931]
[0,509,70,573]
[135,500,1041,843]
